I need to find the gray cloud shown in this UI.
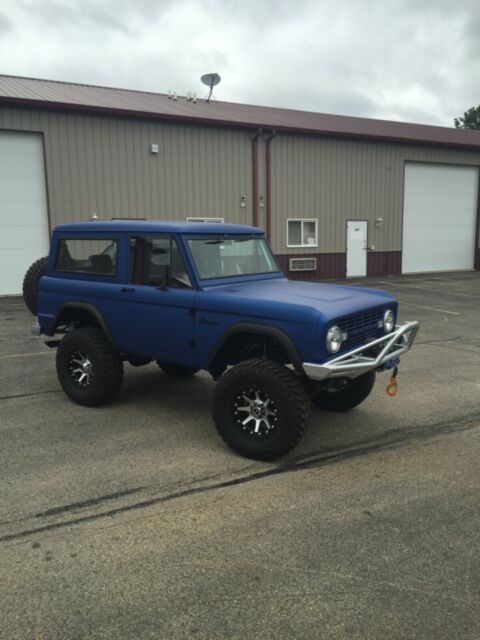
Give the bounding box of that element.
[0,10,13,33]
[21,0,133,35]
[1,0,479,126]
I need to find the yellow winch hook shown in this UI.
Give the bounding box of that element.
[385,366,399,397]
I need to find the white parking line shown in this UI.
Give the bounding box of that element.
[0,351,51,360]
[396,300,461,316]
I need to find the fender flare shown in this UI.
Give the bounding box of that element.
[46,301,119,349]
[207,322,304,372]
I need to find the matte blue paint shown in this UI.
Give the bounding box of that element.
[54,221,263,235]
[38,222,398,369]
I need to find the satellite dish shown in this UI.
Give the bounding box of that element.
[201,73,221,101]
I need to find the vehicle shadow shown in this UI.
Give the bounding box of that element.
[114,363,394,462]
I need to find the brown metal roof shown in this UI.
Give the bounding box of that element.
[1,73,480,150]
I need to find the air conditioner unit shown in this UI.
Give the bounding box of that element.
[289,257,317,272]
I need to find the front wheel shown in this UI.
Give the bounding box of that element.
[212,359,310,461]
[312,371,375,412]
[56,327,124,406]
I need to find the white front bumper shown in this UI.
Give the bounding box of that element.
[302,321,420,381]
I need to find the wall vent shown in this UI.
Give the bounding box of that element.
[289,257,317,272]
[186,217,224,223]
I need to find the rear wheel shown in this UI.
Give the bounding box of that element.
[312,371,375,412]
[56,327,124,406]
[213,359,310,461]
[157,361,199,377]
[22,256,48,315]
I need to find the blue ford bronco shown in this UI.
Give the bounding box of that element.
[26,221,419,460]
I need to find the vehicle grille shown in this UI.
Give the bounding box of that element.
[337,308,385,352]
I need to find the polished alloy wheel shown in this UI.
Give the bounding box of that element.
[233,388,278,437]
[68,351,94,387]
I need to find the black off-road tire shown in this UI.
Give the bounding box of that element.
[22,256,48,315]
[56,327,124,407]
[213,359,310,461]
[312,371,376,412]
[157,361,199,377]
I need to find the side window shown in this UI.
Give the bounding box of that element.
[55,239,117,276]
[133,236,192,289]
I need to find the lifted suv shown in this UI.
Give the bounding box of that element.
[30,221,419,460]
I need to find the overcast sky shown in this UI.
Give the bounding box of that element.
[0,0,479,126]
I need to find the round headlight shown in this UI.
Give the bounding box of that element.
[384,309,395,333]
[326,325,343,354]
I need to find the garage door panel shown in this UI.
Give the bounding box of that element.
[0,250,45,296]
[0,225,50,249]
[0,132,50,295]
[406,194,474,210]
[0,159,47,180]
[402,163,478,273]
[0,181,46,202]
[2,201,50,226]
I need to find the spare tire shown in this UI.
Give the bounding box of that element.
[22,256,48,315]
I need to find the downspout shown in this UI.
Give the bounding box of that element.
[264,130,276,242]
[251,128,262,227]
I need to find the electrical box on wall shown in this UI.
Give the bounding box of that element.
[150,143,159,154]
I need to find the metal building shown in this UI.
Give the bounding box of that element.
[1,74,480,295]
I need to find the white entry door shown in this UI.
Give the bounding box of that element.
[0,132,50,295]
[346,220,367,277]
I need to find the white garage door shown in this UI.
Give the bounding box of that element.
[0,132,50,295]
[402,163,478,274]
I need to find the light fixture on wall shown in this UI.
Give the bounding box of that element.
[240,196,246,208]
[259,196,264,208]
[375,217,383,228]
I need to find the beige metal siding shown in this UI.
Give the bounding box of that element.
[270,134,480,254]
[1,105,480,259]
[0,107,252,228]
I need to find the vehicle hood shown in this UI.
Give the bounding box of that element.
[200,277,397,323]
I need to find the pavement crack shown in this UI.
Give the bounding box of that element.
[35,486,145,518]
[0,389,61,402]
[1,414,479,544]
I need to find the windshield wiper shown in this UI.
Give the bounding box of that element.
[204,234,230,245]
[204,235,256,245]
[233,235,256,242]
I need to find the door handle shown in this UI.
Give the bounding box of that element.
[120,286,135,293]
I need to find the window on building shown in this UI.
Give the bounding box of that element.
[186,217,224,223]
[55,239,117,276]
[287,219,318,248]
[130,236,192,289]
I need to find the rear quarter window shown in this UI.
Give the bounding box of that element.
[55,239,117,276]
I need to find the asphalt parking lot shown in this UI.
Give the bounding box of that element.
[1,271,479,639]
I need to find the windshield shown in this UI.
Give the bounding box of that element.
[187,235,280,280]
